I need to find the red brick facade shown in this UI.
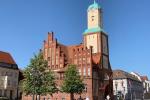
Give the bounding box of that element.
[22,31,113,100]
[22,2,113,100]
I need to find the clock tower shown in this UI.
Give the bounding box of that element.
[83,1,108,55]
[83,1,110,69]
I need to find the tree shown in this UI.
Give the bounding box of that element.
[61,65,85,100]
[22,52,57,100]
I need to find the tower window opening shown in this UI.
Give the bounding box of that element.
[92,16,94,21]
[83,67,86,76]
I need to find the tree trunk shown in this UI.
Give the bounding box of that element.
[70,93,74,100]
[32,94,35,100]
[35,94,37,100]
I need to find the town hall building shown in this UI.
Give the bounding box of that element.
[43,1,113,100]
[23,1,113,100]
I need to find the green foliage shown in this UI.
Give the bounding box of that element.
[61,65,85,94]
[22,52,57,96]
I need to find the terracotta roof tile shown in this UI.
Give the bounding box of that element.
[141,76,148,81]
[0,51,16,64]
[113,70,140,82]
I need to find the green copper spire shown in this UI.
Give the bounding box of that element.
[88,0,101,11]
[94,0,96,4]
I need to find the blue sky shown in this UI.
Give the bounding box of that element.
[0,0,150,78]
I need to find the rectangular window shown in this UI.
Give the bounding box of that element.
[62,98,65,100]
[7,80,10,86]
[48,57,50,61]
[60,64,63,68]
[52,48,55,65]
[13,81,17,87]
[87,58,91,64]
[88,68,90,76]
[84,84,87,92]
[83,67,86,76]
[0,89,2,96]
[45,49,48,59]
[49,41,52,45]
[56,56,59,65]
[4,90,7,97]
[78,69,81,75]
[48,48,51,57]
[83,58,86,61]
[74,59,77,64]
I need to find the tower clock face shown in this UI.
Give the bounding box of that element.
[91,16,95,21]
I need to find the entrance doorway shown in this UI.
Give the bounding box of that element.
[10,90,13,100]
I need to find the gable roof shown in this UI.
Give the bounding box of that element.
[113,70,140,82]
[141,76,148,81]
[0,51,16,64]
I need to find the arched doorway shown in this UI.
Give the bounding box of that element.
[104,85,110,99]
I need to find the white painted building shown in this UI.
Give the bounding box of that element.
[131,72,150,93]
[113,70,143,100]
[0,51,20,100]
[141,76,150,93]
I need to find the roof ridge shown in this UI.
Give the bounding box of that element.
[0,51,16,64]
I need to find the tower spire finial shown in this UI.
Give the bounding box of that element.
[94,0,96,4]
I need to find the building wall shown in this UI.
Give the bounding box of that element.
[113,79,127,95]
[85,33,98,53]
[88,9,101,29]
[113,78,143,100]
[143,80,150,93]
[22,31,112,100]
[42,34,94,100]
[148,81,150,93]
[0,67,19,99]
